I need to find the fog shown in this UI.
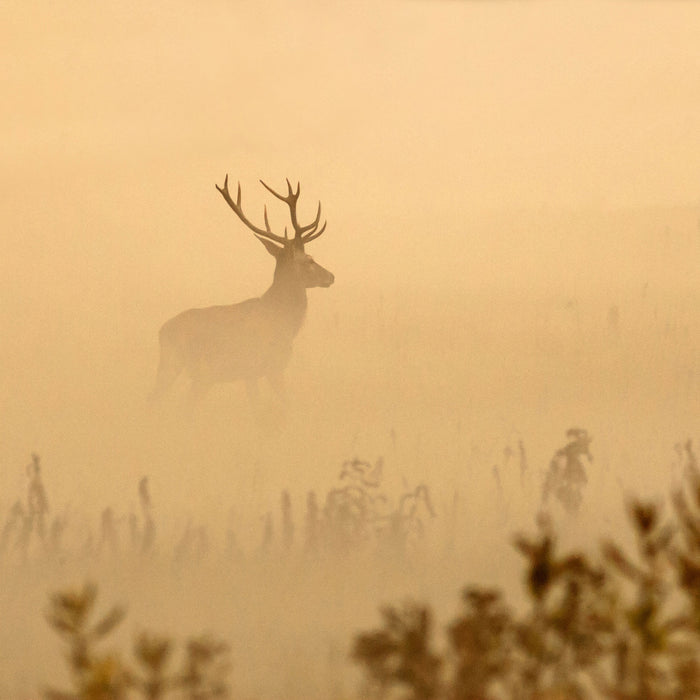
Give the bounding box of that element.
[2,1,700,697]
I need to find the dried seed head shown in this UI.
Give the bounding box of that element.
[629,501,658,534]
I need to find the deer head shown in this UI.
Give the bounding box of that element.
[215,176,334,289]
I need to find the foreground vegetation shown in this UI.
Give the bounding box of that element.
[2,435,700,698]
[45,582,229,700]
[354,439,700,700]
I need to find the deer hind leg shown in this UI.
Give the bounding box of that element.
[149,341,183,402]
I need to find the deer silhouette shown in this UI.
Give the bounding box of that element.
[151,176,334,406]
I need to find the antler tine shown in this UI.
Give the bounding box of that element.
[216,175,288,246]
[263,205,272,233]
[301,219,327,243]
[298,202,322,235]
[260,179,296,203]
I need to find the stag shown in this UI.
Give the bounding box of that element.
[151,176,334,405]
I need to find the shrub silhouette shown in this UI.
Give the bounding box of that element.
[354,438,700,700]
[352,601,441,700]
[44,582,230,700]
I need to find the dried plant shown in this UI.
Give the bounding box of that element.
[448,587,513,699]
[375,484,435,560]
[44,583,230,700]
[28,452,50,540]
[299,458,433,560]
[0,454,61,562]
[353,601,442,700]
[281,489,294,551]
[513,516,612,699]
[354,434,700,700]
[45,582,128,700]
[2,454,432,572]
[320,458,388,555]
[178,635,230,700]
[541,429,592,515]
[135,477,156,556]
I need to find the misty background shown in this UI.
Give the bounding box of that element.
[1,0,700,697]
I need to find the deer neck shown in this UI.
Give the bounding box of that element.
[260,266,308,337]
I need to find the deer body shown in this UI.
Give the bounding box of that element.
[151,177,333,404]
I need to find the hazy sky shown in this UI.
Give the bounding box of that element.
[3,0,700,211]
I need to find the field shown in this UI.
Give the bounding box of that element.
[1,202,699,698]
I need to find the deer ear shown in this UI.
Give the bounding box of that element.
[255,235,284,258]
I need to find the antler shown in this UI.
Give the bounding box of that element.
[215,175,289,246]
[259,178,327,244]
[216,176,328,246]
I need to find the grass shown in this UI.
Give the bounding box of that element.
[2,434,700,698]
